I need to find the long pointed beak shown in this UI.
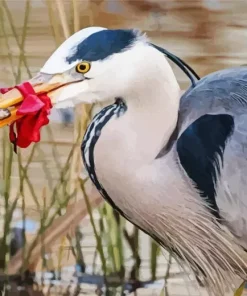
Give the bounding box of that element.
[0,73,73,127]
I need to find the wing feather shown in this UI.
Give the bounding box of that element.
[164,66,247,243]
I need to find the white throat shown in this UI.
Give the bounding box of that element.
[94,75,181,177]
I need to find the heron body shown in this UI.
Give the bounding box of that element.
[81,63,247,294]
[2,27,247,295]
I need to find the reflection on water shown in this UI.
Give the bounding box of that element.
[3,224,169,295]
[1,266,166,296]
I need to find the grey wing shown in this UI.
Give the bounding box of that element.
[174,67,247,247]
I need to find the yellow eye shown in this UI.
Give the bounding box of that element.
[76,62,91,74]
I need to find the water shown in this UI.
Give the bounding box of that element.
[0,267,179,296]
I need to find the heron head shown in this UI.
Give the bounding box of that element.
[0,26,179,125]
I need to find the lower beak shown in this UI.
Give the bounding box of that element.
[0,73,72,127]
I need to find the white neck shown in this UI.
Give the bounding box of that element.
[94,76,181,176]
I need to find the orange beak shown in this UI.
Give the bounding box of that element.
[0,73,72,127]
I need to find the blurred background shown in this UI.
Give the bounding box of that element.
[0,0,247,295]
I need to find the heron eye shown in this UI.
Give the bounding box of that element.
[76,62,91,74]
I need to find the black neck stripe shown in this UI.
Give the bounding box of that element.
[81,98,127,212]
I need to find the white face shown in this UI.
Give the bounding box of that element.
[38,27,177,109]
[41,26,107,74]
[0,27,180,132]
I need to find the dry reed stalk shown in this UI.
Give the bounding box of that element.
[54,0,80,200]
[7,187,103,275]
[0,3,17,81]
[71,0,80,32]
[68,111,82,198]
[45,0,63,46]
[46,3,87,268]
[68,0,95,190]
[16,0,31,82]
[65,104,94,271]
[80,180,107,273]
[1,0,31,77]
[160,252,172,296]
[55,0,71,39]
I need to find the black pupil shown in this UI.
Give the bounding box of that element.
[79,64,86,71]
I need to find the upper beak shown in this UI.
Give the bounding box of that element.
[0,73,76,127]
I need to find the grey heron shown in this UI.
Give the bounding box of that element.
[1,26,247,295]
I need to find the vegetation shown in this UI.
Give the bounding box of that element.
[0,1,167,294]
